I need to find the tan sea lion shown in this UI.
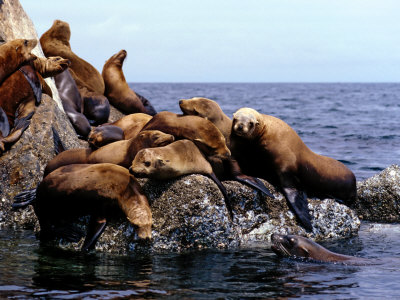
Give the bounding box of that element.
[44,130,174,176]
[130,139,233,220]
[231,107,357,231]
[21,163,152,252]
[102,49,156,115]
[179,97,232,145]
[271,234,369,264]
[0,39,37,84]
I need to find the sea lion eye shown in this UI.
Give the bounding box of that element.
[289,237,296,245]
[24,40,28,46]
[144,161,151,167]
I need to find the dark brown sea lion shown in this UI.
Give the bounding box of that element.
[230,107,357,231]
[102,49,156,115]
[44,130,174,176]
[271,234,369,264]
[87,113,152,148]
[179,97,232,145]
[32,163,152,251]
[0,64,42,152]
[130,139,234,220]
[0,38,37,84]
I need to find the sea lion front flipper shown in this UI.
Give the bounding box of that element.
[282,186,313,232]
[0,107,10,138]
[52,126,65,155]
[207,172,234,222]
[235,174,275,199]
[12,188,37,210]
[81,216,107,252]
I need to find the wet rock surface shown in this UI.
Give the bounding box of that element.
[355,164,400,222]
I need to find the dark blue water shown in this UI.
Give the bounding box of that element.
[1,83,400,299]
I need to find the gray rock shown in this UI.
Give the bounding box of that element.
[355,164,400,222]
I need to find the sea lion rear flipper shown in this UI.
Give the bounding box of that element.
[0,107,10,137]
[207,172,234,222]
[52,126,66,154]
[235,175,275,199]
[12,188,37,210]
[81,216,107,252]
[282,186,313,232]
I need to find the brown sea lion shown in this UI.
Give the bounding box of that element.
[44,130,174,176]
[271,234,369,264]
[179,97,232,145]
[230,107,357,231]
[88,113,152,148]
[30,163,152,251]
[102,49,156,115]
[0,64,42,152]
[0,39,37,84]
[54,69,91,138]
[32,56,70,78]
[130,139,234,220]
[40,20,105,95]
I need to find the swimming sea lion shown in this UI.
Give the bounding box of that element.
[230,107,357,231]
[54,69,91,138]
[33,163,152,251]
[179,97,232,145]
[271,234,369,264]
[0,38,37,84]
[102,49,156,115]
[130,139,234,220]
[44,130,174,176]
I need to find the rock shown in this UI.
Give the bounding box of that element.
[0,95,86,229]
[355,164,400,222]
[57,175,360,254]
[0,0,63,110]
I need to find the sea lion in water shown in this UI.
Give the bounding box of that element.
[230,107,357,231]
[0,39,37,84]
[102,49,156,115]
[130,139,234,220]
[88,113,152,148]
[17,163,152,252]
[44,130,174,176]
[179,97,232,146]
[271,234,369,264]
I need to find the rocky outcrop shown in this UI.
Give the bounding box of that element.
[354,165,400,222]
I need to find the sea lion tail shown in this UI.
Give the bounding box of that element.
[52,126,65,154]
[12,188,37,210]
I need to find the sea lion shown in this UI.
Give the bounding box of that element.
[44,130,175,176]
[88,113,152,148]
[0,65,42,152]
[179,97,232,145]
[130,139,234,220]
[80,86,110,125]
[32,56,70,78]
[271,234,369,264]
[40,20,105,95]
[230,107,357,231]
[0,38,37,84]
[31,163,152,251]
[102,49,156,115]
[54,69,91,138]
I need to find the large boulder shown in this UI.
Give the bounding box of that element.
[354,165,400,222]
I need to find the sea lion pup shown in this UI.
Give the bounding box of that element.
[0,64,42,153]
[33,163,152,251]
[0,39,37,84]
[130,139,234,221]
[43,130,174,176]
[54,69,91,138]
[88,113,152,148]
[179,97,232,146]
[271,234,369,264]
[102,49,157,115]
[230,107,357,231]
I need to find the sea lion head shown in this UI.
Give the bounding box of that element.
[135,130,175,148]
[88,125,124,148]
[179,97,220,121]
[232,107,260,138]
[48,20,71,43]
[271,233,313,259]
[105,49,127,67]
[34,56,71,78]
[12,39,38,62]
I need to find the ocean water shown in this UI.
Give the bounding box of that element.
[1,83,400,299]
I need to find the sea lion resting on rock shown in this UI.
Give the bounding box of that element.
[230,107,357,231]
[88,113,152,148]
[271,234,369,265]
[44,130,174,176]
[130,139,234,220]
[25,163,152,252]
[102,49,156,115]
